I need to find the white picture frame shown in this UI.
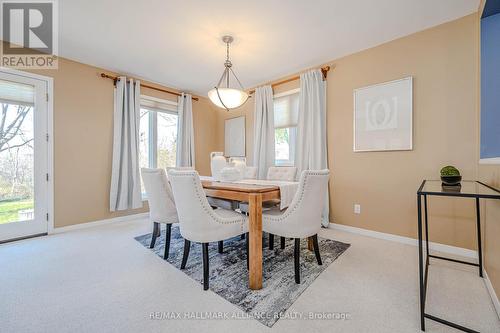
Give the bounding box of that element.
[353,77,413,152]
[225,116,245,157]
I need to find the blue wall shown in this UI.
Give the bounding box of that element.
[481,12,500,159]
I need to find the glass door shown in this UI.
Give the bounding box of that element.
[0,70,48,242]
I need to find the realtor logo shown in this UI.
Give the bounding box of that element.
[1,0,58,68]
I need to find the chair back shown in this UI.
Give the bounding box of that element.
[280,170,329,238]
[168,170,233,242]
[244,166,258,179]
[267,166,297,181]
[141,168,177,224]
[166,166,194,172]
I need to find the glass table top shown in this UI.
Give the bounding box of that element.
[418,180,500,198]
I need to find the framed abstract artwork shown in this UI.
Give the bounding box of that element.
[224,116,245,157]
[353,77,413,152]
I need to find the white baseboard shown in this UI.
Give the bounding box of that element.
[51,212,149,234]
[330,223,500,320]
[484,270,500,319]
[330,223,478,259]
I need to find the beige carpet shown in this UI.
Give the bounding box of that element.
[0,218,498,332]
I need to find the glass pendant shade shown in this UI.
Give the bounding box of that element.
[208,35,249,111]
[208,87,249,110]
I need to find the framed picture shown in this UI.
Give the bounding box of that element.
[353,77,413,152]
[224,116,245,157]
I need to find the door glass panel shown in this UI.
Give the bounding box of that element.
[157,112,177,170]
[0,80,35,224]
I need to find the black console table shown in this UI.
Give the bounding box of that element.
[417,180,500,333]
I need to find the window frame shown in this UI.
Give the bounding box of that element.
[275,127,296,166]
[141,106,179,168]
[139,96,178,198]
[273,88,299,166]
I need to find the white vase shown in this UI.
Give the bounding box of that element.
[210,152,227,181]
[231,159,247,179]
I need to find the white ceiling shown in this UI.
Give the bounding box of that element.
[59,0,479,96]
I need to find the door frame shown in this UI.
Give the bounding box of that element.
[0,67,54,236]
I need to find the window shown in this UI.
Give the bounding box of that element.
[274,89,299,166]
[139,96,178,195]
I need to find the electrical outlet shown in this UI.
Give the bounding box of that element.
[354,204,361,214]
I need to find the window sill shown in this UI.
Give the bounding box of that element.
[479,157,500,165]
[275,161,294,167]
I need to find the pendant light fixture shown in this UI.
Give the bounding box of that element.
[208,35,249,111]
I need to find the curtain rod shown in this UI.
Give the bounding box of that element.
[100,73,199,101]
[248,66,331,95]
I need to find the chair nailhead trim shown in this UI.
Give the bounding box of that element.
[172,173,247,232]
[265,170,329,224]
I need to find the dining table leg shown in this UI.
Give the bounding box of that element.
[248,193,263,290]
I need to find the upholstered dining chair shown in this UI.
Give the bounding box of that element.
[237,165,258,240]
[170,165,235,250]
[266,166,297,181]
[262,169,330,284]
[207,157,241,211]
[240,166,298,246]
[240,166,298,213]
[166,166,194,171]
[265,166,298,248]
[244,166,258,179]
[207,165,257,210]
[141,168,179,260]
[168,170,249,290]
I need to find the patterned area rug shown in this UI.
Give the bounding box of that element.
[135,226,349,327]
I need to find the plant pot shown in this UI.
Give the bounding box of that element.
[440,175,462,186]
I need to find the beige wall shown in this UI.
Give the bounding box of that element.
[216,14,480,250]
[328,14,479,249]
[15,55,218,228]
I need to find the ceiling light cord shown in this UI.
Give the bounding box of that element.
[224,41,232,87]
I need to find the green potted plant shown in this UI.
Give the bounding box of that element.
[440,166,462,186]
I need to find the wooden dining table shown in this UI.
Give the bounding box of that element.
[200,178,280,290]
